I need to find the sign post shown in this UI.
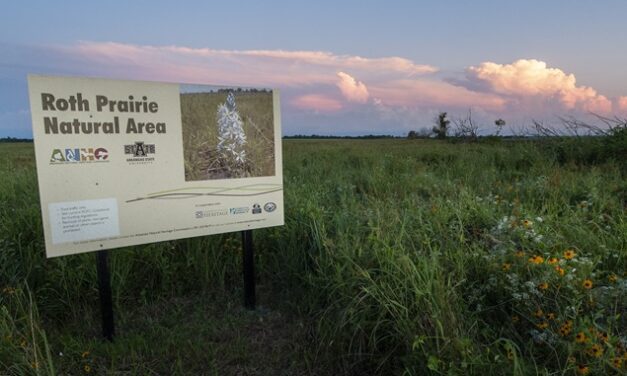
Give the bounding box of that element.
[95,250,115,341]
[241,230,255,309]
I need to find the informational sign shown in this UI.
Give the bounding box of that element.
[28,75,284,257]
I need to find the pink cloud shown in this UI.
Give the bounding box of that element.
[616,96,627,112]
[291,94,343,112]
[66,42,437,87]
[49,43,627,120]
[336,72,369,103]
[463,59,613,113]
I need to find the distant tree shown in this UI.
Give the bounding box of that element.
[494,118,506,136]
[407,130,418,139]
[432,112,450,139]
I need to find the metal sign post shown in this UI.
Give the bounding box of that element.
[95,250,115,341]
[241,230,256,310]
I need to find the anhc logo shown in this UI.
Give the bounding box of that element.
[124,141,155,157]
[50,148,108,163]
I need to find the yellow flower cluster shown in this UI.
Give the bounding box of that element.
[528,255,544,264]
[559,320,573,337]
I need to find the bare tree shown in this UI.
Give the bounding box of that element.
[452,109,480,141]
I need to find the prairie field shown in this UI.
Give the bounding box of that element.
[0,137,625,375]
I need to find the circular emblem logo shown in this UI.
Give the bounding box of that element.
[263,202,277,212]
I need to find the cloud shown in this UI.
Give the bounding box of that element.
[63,42,438,87]
[616,96,627,112]
[371,79,505,111]
[336,72,369,103]
[457,59,613,113]
[291,94,343,112]
[3,41,627,137]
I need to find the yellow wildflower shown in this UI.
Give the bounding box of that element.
[534,309,544,318]
[547,257,559,265]
[538,282,549,290]
[587,344,603,358]
[575,332,588,343]
[597,331,608,342]
[528,255,544,264]
[502,263,512,271]
[559,324,572,336]
[515,250,525,258]
[536,321,549,329]
[522,219,533,228]
[547,312,556,320]
[612,357,623,369]
[564,249,576,260]
[608,274,617,283]
[576,364,589,375]
[84,365,91,373]
[81,351,90,358]
[582,279,593,289]
[554,265,565,276]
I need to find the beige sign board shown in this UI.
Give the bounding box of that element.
[28,75,284,258]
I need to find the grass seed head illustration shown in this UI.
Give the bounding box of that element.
[216,92,247,176]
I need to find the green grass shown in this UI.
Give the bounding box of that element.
[0,139,625,375]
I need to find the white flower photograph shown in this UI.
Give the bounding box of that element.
[180,87,275,181]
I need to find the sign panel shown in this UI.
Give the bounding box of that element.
[28,75,284,257]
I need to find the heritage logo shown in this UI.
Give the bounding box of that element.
[124,141,156,164]
[195,209,228,219]
[50,147,109,163]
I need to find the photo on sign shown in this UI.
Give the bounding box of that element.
[180,86,275,181]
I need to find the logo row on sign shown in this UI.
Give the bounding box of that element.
[194,202,277,219]
[50,142,156,163]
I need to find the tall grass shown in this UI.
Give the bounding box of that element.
[0,138,624,374]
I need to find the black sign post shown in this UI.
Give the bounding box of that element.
[241,230,256,310]
[95,250,115,341]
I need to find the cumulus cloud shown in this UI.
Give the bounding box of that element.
[458,59,613,113]
[336,72,369,103]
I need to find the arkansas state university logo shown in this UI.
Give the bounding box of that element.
[124,141,156,164]
[50,147,109,163]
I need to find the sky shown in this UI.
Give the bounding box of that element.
[2,0,627,137]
